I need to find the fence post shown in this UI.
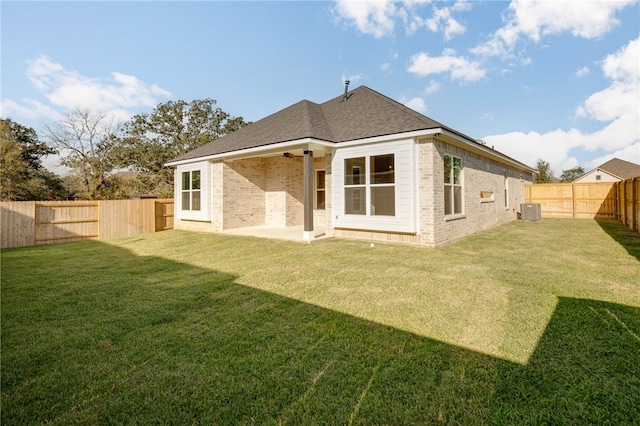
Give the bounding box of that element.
[623,180,628,227]
[615,182,619,221]
[633,178,638,232]
[31,202,36,246]
[571,183,576,218]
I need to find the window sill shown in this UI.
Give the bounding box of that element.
[180,218,212,223]
[444,214,466,222]
[480,199,495,203]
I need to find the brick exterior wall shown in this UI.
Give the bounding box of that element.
[265,157,287,227]
[206,154,327,231]
[211,161,224,230]
[263,155,306,227]
[420,138,532,246]
[223,158,266,229]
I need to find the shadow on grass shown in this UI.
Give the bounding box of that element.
[2,240,639,424]
[596,219,640,261]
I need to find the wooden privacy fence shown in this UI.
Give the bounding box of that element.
[616,177,639,233]
[525,182,617,219]
[1,199,174,249]
[525,178,639,232]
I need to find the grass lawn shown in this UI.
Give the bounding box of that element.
[1,219,639,424]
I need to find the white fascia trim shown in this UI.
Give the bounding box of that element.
[165,138,335,167]
[438,128,536,173]
[333,129,442,149]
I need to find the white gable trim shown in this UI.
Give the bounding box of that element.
[573,168,622,183]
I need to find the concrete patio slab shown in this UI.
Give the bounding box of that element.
[219,225,330,243]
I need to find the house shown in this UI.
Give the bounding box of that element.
[166,85,535,246]
[573,158,640,183]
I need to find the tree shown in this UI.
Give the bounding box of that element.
[534,159,554,183]
[560,166,585,182]
[0,118,66,201]
[114,99,249,197]
[43,109,120,199]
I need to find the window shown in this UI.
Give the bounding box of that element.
[345,157,365,214]
[181,170,201,211]
[316,170,326,210]
[596,174,602,181]
[444,154,462,215]
[344,154,395,216]
[370,154,395,216]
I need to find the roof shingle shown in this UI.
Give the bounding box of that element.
[596,158,640,180]
[170,86,454,163]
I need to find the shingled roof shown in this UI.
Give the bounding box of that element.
[595,158,640,180]
[170,86,467,163]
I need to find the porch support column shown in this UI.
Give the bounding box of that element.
[303,149,314,241]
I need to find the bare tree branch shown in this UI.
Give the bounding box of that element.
[43,109,121,199]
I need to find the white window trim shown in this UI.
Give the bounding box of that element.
[176,163,210,222]
[332,139,416,233]
[444,154,464,217]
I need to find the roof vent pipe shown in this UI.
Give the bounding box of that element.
[343,80,350,100]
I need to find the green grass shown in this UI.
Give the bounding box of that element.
[2,219,639,424]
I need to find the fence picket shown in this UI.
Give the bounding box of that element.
[1,199,174,249]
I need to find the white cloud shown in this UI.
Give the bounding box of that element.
[342,72,363,85]
[332,0,398,38]
[380,49,400,73]
[575,66,590,78]
[577,38,639,135]
[425,0,470,41]
[424,80,441,95]
[0,98,62,122]
[587,142,640,170]
[333,0,471,40]
[472,0,635,58]
[480,112,494,122]
[408,49,486,82]
[402,96,427,113]
[9,55,171,123]
[601,37,639,82]
[482,129,583,173]
[483,38,640,173]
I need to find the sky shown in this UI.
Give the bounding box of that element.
[2,0,639,177]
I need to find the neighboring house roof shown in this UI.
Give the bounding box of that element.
[593,158,640,180]
[168,85,533,171]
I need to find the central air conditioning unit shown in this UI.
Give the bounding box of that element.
[520,203,542,221]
